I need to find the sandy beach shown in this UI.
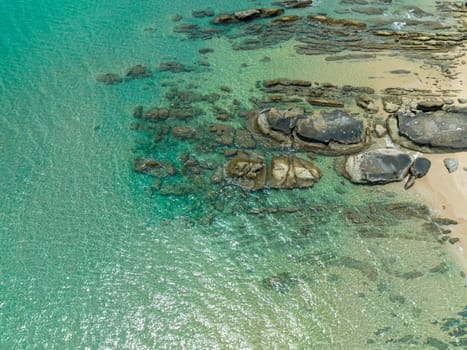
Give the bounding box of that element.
[413,153,467,273]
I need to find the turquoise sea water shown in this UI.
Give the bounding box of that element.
[1,1,466,349]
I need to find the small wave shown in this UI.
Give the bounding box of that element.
[391,21,406,30]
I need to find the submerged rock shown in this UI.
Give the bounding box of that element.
[96,73,123,85]
[307,14,366,28]
[272,0,313,8]
[211,7,284,24]
[125,64,153,79]
[344,148,413,184]
[133,158,176,177]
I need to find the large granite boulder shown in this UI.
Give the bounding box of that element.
[268,155,321,189]
[224,154,267,190]
[344,149,413,184]
[388,110,467,152]
[255,108,368,155]
[293,110,367,154]
[256,107,303,143]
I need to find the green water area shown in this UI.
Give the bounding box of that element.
[1,0,466,349]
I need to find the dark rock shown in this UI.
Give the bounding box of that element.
[448,237,460,244]
[432,217,458,225]
[192,9,214,18]
[410,157,431,178]
[133,158,176,177]
[429,262,450,274]
[272,15,301,23]
[209,123,235,145]
[170,108,198,120]
[308,97,344,108]
[173,24,199,33]
[263,78,312,87]
[171,126,196,139]
[211,14,237,24]
[351,6,385,15]
[171,14,182,22]
[262,272,297,293]
[356,94,378,113]
[158,61,192,73]
[256,107,304,143]
[125,65,153,79]
[307,14,366,28]
[224,154,267,190]
[443,158,458,173]
[96,73,123,85]
[394,111,467,151]
[389,69,411,74]
[268,155,321,189]
[272,0,313,8]
[344,148,413,184]
[258,8,285,17]
[234,9,261,21]
[382,96,402,113]
[235,129,256,148]
[199,48,214,54]
[219,85,232,93]
[295,110,364,145]
[416,99,444,112]
[404,175,416,190]
[425,337,449,350]
[133,105,143,118]
[144,108,170,121]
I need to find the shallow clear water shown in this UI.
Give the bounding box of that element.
[1,1,465,349]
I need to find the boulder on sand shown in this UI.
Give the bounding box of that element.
[344,148,413,184]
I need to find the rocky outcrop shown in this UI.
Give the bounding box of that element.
[293,110,367,154]
[268,155,321,189]
[272,15,301,24]
[388,110,467,152]
[256,107,303,144]
[308,97,344,108]
[307,14,366,28]
[273,0,312,8]
[133,158,176,177]
[141,107,200,121]
[416,99,444,112]
[211,8,284,24]
[344,149,413,184]
[224,154,321,190]
[255,108,368,155]
[224,154,267,190]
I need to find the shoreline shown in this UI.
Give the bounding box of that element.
[412,153,467,274]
